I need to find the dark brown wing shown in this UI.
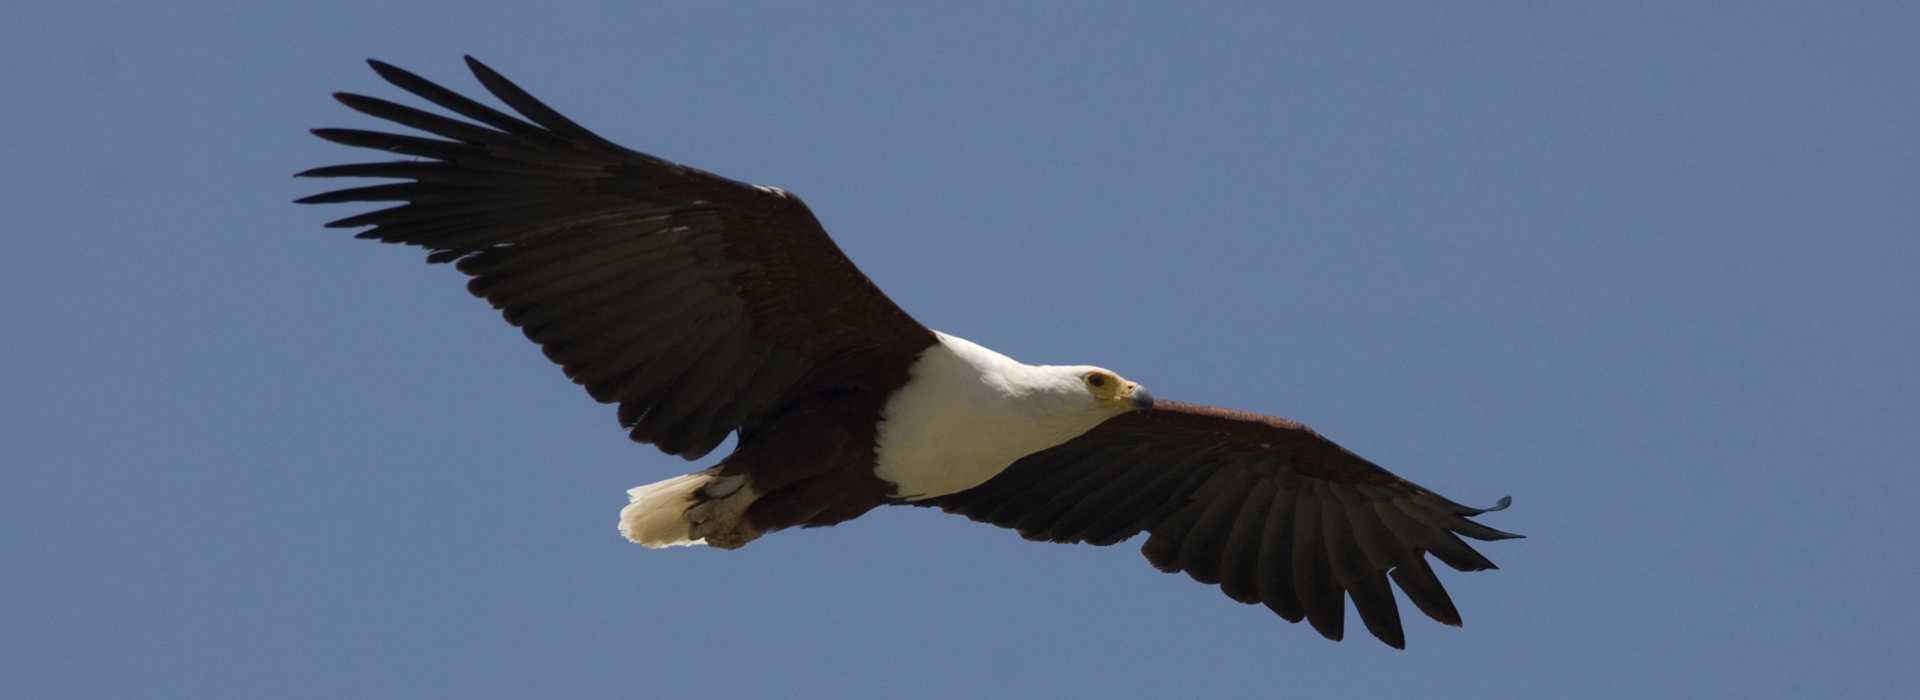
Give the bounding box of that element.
[919,399,1520,649]
[297,57,935,459]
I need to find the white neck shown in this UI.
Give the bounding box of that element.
[873,331,1115,500]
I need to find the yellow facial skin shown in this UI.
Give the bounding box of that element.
[1083,370,1153,410]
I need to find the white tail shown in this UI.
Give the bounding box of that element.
[619,469,717,547]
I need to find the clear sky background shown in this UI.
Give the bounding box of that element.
[5,2,1915,698]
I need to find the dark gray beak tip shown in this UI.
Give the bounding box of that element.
[1131,387,1156,410]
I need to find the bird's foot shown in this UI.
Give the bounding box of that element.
[687,488,762,550]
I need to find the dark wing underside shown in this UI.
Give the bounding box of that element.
[298,57,934,459]
[921,400,1520,649]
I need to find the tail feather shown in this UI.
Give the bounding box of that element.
[619,469,715,548]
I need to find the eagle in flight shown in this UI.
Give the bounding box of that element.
[298,57,1520,648]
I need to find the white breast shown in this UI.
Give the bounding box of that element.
[873,332,1105,500]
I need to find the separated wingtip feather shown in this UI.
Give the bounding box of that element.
[459,55,617,147]
[1458,496,1524,541]
[1453,493,1513,515]
[366,58,411,83]
[462,55,493,79]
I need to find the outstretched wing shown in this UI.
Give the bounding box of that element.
[920,399,1520,648]
[298,57,935,459]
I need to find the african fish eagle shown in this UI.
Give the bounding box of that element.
[297,56,1521,648]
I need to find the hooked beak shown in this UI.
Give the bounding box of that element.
[1128,385,1156,411]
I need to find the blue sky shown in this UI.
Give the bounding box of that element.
[5,2,1915,698]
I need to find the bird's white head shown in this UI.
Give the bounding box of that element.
[874,332,1158,499]
[910,331,1155,447]
[1015,364,1156,432]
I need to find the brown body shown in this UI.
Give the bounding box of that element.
[720,390,898,541]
